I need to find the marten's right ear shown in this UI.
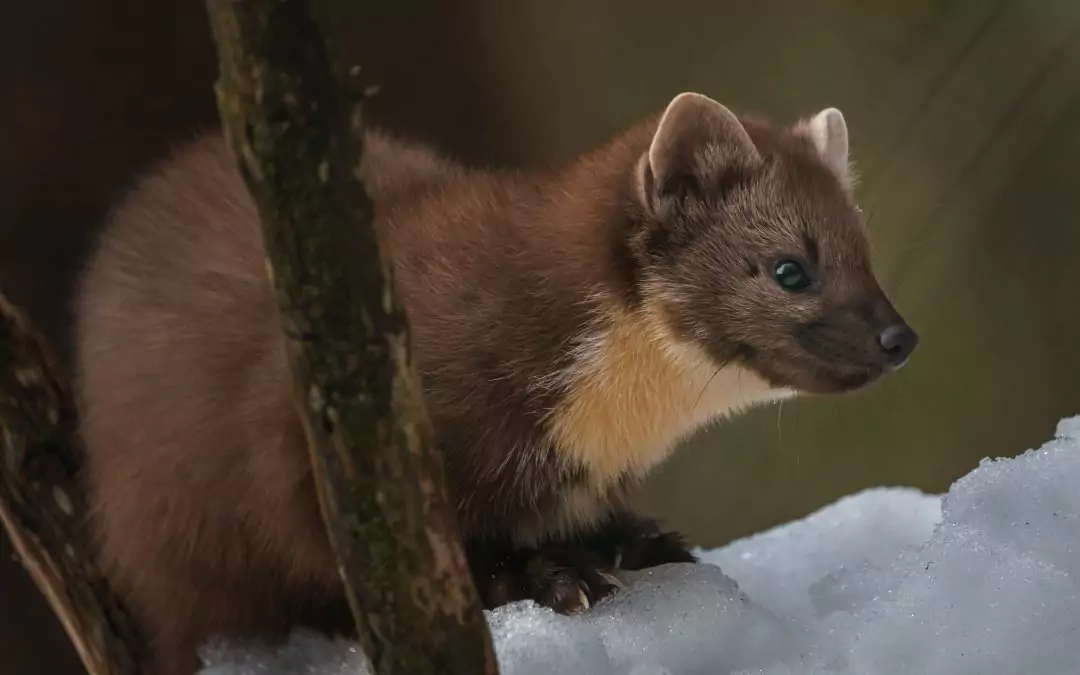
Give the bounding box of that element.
[635,92,761,211]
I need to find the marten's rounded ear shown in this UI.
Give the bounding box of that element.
[638,92,761,209]
[804,107,854,188]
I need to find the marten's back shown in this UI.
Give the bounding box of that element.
[73,131,465,674]
[75,135,336,673]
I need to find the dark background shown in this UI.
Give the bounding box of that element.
[5,1,1080,672]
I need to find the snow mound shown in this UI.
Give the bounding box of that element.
[197,415,1080,675]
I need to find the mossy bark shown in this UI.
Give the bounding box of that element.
[0,293,144,675]
[204,2,498,674]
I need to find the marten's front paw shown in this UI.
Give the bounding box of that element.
[483,547,623,614]
[582,512,698,571]
[612,529,697,571]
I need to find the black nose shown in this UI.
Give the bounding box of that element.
[878,324,918,368]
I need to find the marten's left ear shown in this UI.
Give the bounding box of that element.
[636,92,761,211]
[804,107,855,189]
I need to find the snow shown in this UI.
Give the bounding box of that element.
[197,414,1080,675]
[698,486,941,622]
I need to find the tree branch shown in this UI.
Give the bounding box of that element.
[0,293,144,675]
[203,2,498,674]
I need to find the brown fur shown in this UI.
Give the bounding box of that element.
[73,93,915,674]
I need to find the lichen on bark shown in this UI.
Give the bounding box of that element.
[204,1,498,674]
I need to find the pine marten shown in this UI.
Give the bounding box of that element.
[73,92,917,675]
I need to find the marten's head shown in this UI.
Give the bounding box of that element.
[628,92,917,395]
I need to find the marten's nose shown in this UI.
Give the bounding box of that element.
[878,324,918,369]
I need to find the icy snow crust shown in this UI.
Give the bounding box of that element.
[198,415,1080,675]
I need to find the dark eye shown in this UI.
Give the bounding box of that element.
[773,260,812,292]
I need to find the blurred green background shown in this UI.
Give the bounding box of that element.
[4,0,1080,672]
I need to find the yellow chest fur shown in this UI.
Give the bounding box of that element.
[545,302,791,497]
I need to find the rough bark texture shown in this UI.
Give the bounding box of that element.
[204,2,499,674]
[0,292,144,675]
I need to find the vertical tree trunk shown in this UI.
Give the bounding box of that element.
[0,293,144,675]
[204,2,499,675]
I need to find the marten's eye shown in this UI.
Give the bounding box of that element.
[773,260,812,292]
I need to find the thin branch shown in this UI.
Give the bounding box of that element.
[0,292,144,675]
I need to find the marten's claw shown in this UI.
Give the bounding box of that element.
[522,550,621,614]
[478,546,622,615]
